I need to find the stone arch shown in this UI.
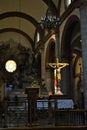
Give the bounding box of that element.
[0,28,34,50]
[0,11,43,33]
[61,15,80,60]
[61,15,82,99]
[0,11,44,51]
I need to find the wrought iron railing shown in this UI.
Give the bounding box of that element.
[54,109,87,126]
[0,99,87,128]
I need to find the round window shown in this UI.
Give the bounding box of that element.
[5,60,17,72]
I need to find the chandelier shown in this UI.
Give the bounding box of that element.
[40,9,60,29]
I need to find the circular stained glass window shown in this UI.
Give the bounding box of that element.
[5,60,17,72]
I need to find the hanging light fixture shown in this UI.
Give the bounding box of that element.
[40,7,60,29]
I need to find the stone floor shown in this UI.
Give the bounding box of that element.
[1,126,87,130]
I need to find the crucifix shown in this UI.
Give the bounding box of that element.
[48,58,69,95]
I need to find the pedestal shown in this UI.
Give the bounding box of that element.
[25,87,39,126]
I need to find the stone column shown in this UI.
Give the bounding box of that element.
[41,48,45,81]
[55,30,61,60]
[80,3,87,109]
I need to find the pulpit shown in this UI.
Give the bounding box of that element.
[25,87,39,126]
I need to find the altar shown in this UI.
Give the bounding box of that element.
[57,99,74,109]
[49,95,74,109]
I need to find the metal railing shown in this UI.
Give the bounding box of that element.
[0,99,87,128]
[54,109,87,126]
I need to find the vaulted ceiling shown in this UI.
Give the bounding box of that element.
[0,0,60,50]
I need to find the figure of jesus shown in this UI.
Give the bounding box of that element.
[48,58,69,95]
[57,63,68,80]
[48,58,69,81]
